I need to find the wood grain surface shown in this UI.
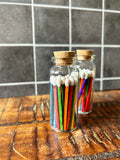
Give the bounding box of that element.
[0,90,120,160]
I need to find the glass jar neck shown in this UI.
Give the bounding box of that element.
[77,59,93,63]
[52,57,76,65]
[53,63,74,66]
[77,55,95,62]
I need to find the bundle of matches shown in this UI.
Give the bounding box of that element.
[78,69,94,114]
[50,73,78,132]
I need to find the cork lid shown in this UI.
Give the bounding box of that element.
[53,51,75,65]
[77,50,94,60]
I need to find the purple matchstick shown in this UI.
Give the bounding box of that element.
[78,79,87,99]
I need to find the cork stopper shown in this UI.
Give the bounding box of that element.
[53,51,75,65]
[77,50,94,60]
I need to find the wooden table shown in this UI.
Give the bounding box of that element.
[0,90,120,160]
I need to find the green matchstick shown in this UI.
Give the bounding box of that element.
[85,78,90,101]
[58,86,63,130]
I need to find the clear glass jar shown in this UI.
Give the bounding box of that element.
[50,51,78,132]
[75,50,96,114]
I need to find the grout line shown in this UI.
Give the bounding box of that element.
[0,2,120,14]
[35,44,70,47]
[34,4,69,9]
[105,9,120,14]
[0,2,31,6]
[95,78,101,81]
[71,7,102,12]
[72,44,102,47]
[104,45,120,48]
[100,0,105,91]
[37,81,49,84]
[69,0,72,51]
[31,0,37,95]
[0,81,49,86]
[0,44,33,46]
[103,77,120,80]
[0,82,35,86]
[0,44,120,48]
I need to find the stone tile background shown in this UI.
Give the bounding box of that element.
[0,0,119,97]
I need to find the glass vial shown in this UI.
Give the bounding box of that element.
[50,51,78,132]
[76,50,95,114]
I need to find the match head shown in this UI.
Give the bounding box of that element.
[70,77,74,86]
[65,78,69,86]
[52,77,57,86]
[74,78,78,85]
[57,75,61,86]
[50,76,54,83]
[61,76,65,85]
[80,70,85,79]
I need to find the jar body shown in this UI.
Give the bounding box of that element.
[50,64,78,132]
[76,60,95,114]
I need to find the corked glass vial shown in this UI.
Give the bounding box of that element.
[75,50,96,114]
[50,51,78,132]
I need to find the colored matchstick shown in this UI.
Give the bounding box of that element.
[85,78,90,100]
[81,82,86,112]
[61,75,65,120]
[70,85,77,129]
[64,78,69,131]
[50,83,54,126]
[61,84,65,123]
[85,77,93,112]
[84,78,90,112]
[69,85,75,129]
[78,79,87,99]
[52,77,60,130]
[54,110,57,128]
[53,85,60,130]
[61,85,65,108]
[78,79,83,111]
[66,78,74,131]
[57,76,63,131]
[78,78,83,108]
[61,76,65,106]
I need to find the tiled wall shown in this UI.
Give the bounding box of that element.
[0,0,120,97]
